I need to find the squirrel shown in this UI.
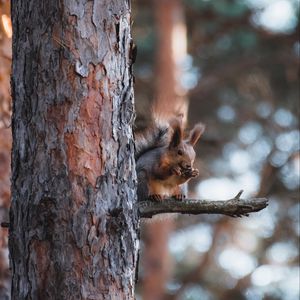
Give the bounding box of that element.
[135,116,205,201]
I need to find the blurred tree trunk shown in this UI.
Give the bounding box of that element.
[142,1,188,299]
[0,1,12,298]
[9,1,138,299]
[0,128,11,299]
[153,0,188,119]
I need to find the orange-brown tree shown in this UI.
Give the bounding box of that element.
[9,1,139,299]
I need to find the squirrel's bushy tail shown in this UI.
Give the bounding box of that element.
[134,106,184,160]
[134,123,168,160]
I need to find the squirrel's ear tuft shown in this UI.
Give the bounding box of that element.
[169,119,183,148]
[188,123,205,146]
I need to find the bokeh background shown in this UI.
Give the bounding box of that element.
[132,0,299,300]
[0,0,299,299]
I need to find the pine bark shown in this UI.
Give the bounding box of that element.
[9,1,138,299]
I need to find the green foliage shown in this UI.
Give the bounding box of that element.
[184,0,249,17]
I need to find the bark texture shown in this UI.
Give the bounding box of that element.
[10,1,138,299]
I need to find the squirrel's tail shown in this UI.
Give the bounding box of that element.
[134,105,185,160]
[134,123,169,160]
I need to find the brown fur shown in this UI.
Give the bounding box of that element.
[136,118,205,201]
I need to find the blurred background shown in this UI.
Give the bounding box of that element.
[132,0,299,300]
[0,0,299,299]
[0,0,11,298]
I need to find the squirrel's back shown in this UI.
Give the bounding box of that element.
[134,123,169,160]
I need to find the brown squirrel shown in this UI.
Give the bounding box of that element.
[135,118,205,201]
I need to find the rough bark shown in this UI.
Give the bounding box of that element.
[9,1,138,299]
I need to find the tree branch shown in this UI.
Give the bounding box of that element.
[138,190,268,218]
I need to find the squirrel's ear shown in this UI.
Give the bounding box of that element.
[169,119,183,148]
[188,123,205,146]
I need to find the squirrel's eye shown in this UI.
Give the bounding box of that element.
[178,149,183,156]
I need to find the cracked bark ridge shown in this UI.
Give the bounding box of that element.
[10,1,138,299]
[138,190,268,218]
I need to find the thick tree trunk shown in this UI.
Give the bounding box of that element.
[9,1,138,299]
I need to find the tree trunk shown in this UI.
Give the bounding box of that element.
[9,1,138,299]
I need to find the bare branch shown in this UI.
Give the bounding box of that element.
[138,190,268,218]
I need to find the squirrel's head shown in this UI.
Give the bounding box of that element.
[167,120,205,172]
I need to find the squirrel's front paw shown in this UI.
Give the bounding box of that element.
[171,166,182,176]
[190,168,199,178]
[172,194,185,201]
[182,168,199,178]
[148,194,164,202]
